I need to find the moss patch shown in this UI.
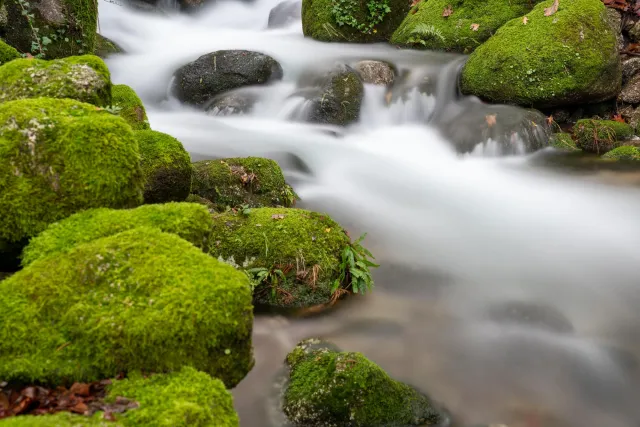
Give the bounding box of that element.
[391,0,542,53]
[209,208,351,308]
[94,34,124,59]
[192,157,296,210]
[0,227,254,388]
[573,119,634,154]
[550,132,579,151]
[460,0,621,108]
[135,130,193,204]
[22,202,213,266]
[0,98,143,244]
[601,145,640,160]
[112,85,149,131]
[0,55,111,106]
[0,38,19,65]
[283,339,443,426]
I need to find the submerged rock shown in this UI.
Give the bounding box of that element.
[354,60,395,86]
[573,119,634,154]
[135,130,193,204]
[485,301,575,334]
[268,0,301,28]
[0,55,111,106]
[0,227,254,388]
[205,88,259,116]
[460,0,621,109]
[280,339,446,426]
[172,50,283,107]
[112,84,150,130]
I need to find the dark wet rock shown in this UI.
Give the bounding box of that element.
[297,64,364,126]
[619,104,640,131]
[268,0,301,28]
[618,73,640,104]
[622,57,640,83]
[486,301,574,334]
[205,88,259,116]
[172,50,283,107]
[354,60,395,86]
[0,238,27,272]
[605,7,624,51]
[122,0,171,14]
[94,34,124,58]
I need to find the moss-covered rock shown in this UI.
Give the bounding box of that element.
[186,193,217,211]
[0,38,19,65]
[94,34,124,59]
[22,202,213,266]
[135,130,192,204]
[112,85,149,130]
[282,339,444,427]
[302,0,408,42]
[209,208,354,308]
[573,119,634,154]
[460,0,621,109]
[3,0,97,59]
[192,157,296,210]
[0,98,143,244]
[0,367,240,426]
[550,132,579,151]
[0,227,254,387]
[391,0,542,53]
[601,145,640,161]
[0,55,111,106]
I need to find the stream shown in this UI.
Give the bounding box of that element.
[98,1,640,425]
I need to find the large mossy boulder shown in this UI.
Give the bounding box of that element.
[302,0,407,42]
[192,157,296,210]
[0,55,111,106]
[0,38,19,65]
[3,0,97,59]
[281,339,444,426]
[391,0,543,53]
[172,50,283,108]
[460,0,621,109]
[0,98,143,244]
[135,130,192,204]
[21,202,213,266]
[210,208,360,309]
[601,145,640,161]
[112,84,149,130]
[0,367,240,426]
[0,227,254,388]
[573,119,634,154]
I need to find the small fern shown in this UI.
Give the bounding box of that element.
[407,23,446,46]
[332,233,378,295]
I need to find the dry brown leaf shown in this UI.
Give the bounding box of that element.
[546,115,554,125]
[612,114,626,123]
[523,16,529,24]
[69,383,90,397]
[410,0,420,7]
[485,114,497,128]
[442,4,453,17]
[544,0,559,16]
[470,23,480,31]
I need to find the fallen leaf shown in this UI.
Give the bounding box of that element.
[544,0,559,16]
[103,412,117,421]
[410,0,420,7]
[485,114,497,128]
[546,115,554,125]
[69,383,90,397]
[612,114,626,123]
[523,16,529,24]
[325,228,331,233]
[69,402,88,415]
[0,393,9,411]
[442,4,453,17]
[470,23,480,31]
[24,53,34,59]
[271,214,285,220]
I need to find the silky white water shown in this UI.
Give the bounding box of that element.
[99,1,640,425]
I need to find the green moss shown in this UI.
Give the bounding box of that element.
[302,0,408,42]
[135,130,193,204]
[192,157,296,210]
[94,34,124,59]
[112,85,149,131]
[283,339,443,426]
[209,208,351,308]
[22,202,213,266]
[0,38,19,65]
[573,119,634,154]
[460,0,621,108]
[601,145,640,161]
[0,98,144,243]
[4,0,97,59]
[0,227,254,388]
[550,132,579,151]
[391,0,542,53]
[0,367,239,427]
[0,55,111,106]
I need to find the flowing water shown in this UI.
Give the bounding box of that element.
[98,1,640,425]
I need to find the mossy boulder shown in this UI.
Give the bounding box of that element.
[94,34,124,59]
[302,0,408,42]
[602,145,640,161]
[0,98,143,244]
[460,0,621,109]
[112,84,149,130]
[550,132,579,151]
[21,202,213,266]
[209,208,355,308]
[0,227,254,387]
[0,367,240,426]
[281,339,445,427]
[192,157,296,210]
[3,0,97,59]
[135,130,193,204]
[0,38,19,65]
[391,0,542,53]
[0,55,111,106]
[573,119,634,154]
